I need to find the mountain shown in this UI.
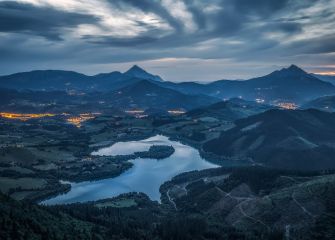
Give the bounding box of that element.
[204,65,335,104]
[155,81,208,95]
[124,65,163,82]
[160,65,335,104]
[203,109,335,170]
[0,79,220,114]
[101,79,219,111]
[0,66,163,91]
[302,95,335,112]
[0,70,89,91]
[312,74,335,85]
[0,192,163,240]
[161,167,335,239]
[0,87,127,114]
[1,65,334,105]
[0,193,99,240]
[187,98,274,121]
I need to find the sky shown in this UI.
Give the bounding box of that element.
[0,0,335,82]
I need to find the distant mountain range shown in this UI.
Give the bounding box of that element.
[203,109,335,170]
[1,64,335,105]
[0,65,163,92]
[0,80,219,113]
[163,65,335,104]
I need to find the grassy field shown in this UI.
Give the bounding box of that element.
[33,163,58,170]
[95,198,137,208]
[0,147,37,165]
[0,177,47,193]
[0,166,34,174]
[28,146,77,162]
[10,190,36,200]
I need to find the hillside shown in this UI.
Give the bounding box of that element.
[206,65,335,104]
[312,74,335,85]
[161,65,335,104]
[160,167,335,240]
[2,167,335,240]
[203,109,335,170]
[0,66,163,92]
[0,70,89,91]
[302,95,335,112]
[102,79,219,111]
[187,98,274,121]
[0,193,99,239]
[0,192,164,240]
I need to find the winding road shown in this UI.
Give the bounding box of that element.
[167,189,177,210]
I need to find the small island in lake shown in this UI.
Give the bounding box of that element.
[135,145,175,160]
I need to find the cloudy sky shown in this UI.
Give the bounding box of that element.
[0,0,335,81]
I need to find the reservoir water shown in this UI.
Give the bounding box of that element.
[41,135,218,205]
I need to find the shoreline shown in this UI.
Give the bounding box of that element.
[38,134,217,205]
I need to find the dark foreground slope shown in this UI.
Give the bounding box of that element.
[0,193,98,240]
[203,109,335,170]
[0,192,163,240]
[2,167,335,240]
[160,167,335,240]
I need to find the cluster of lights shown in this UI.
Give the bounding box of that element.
[66,113,100,127]
[0,112,55,121]
[168,110,186,115]
[255,98,265,103]
[0,112,102,128]
[125,110,145,114]
[125,109,148,118]
[277,102,298,110]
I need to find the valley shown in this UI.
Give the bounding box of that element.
[3,1,335,238]
[1,65,335,239]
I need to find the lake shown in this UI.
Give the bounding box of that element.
[41,135,218,205]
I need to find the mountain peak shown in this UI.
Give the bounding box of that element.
[267,64,308,79]
[287,64,305,73]
[126,65,145,74]
[281,64,307,75]
[124,65,163,82]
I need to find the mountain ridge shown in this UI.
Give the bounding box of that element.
[1,65,334,104]
[102,79,219,111]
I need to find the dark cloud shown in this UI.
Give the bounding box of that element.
[110,0,183,32]
[87,0,302,47]
[85,35,159,47]
[0,0,334,80]
[183,0,207,29]
[0,1,99,40]
[232,0,290,15]
[288,33,335,55]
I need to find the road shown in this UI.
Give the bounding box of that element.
[237,199,271,231]
[166,189,177,210]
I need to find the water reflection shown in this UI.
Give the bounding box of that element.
[42,135,218,205]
